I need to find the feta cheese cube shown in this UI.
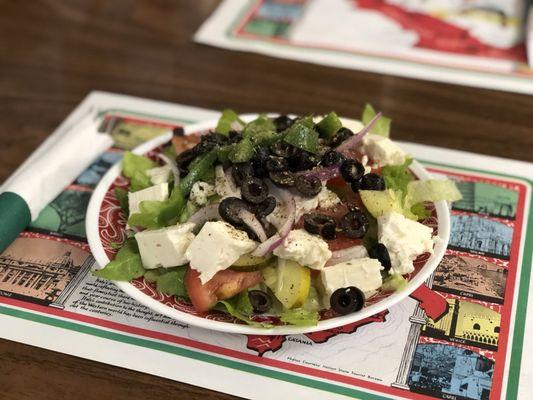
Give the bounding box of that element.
[317,187,341,209]
[361,134,406,166]
[321,258,383,301]
[128,183,169,216]
[135,223,195,269]
[185,221,257,283]
[378,211,434,275]
[146,165,172,185]
[273,229,332,270]
[190,181,216,206]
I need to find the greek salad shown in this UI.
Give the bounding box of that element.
[94,106,461,327]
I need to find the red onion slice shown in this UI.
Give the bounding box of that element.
[237,208,268,242]
[252,197,296,257]
[336,113,381,156]
[187,203,220,225]
[326,245,369,266]
[299,165,340,180]
[157,153,180,187]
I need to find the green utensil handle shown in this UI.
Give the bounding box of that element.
[0,192,31,253]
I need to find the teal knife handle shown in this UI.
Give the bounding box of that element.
[0,192,31,253]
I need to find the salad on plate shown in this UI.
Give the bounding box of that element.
[94,105,461,327]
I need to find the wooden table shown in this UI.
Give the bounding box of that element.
[0,1,531,399]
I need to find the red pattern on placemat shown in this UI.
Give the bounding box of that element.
[355,0,526,62]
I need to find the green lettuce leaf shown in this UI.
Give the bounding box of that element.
[93,239,145,281]
[381,157,413,201]
[406,179,463,205]
[143,268,164,283]
[156,267,188,297]
[114,187,129,215]
[122,152,157,192]
[410,202,431,220]
[217,296,274,328]
[215,109,245,135]
[128,187,185,229]
[362,104,391,137]
[280,308,319,326]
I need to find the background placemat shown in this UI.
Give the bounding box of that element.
[0,92,532,400]
[195,0,533,94]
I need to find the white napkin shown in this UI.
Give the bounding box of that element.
[0,110,113,220]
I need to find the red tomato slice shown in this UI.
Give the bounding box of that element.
[185,267,263,312]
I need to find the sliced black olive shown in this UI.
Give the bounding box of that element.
[321,222,337,240]
[321,150,346,167]
[193,139,216,155]
[270,141,294,158]
[330,287,365,315]
[266,156,289,172]
[228,130,242,144]
[172,127,185,136]
[231,163,253,186]
[288,149,320,172]
[251,147,270,178]
[248,290,272,313]
[369,243,392,271]
[218,197,249,226]
[273,115,294,132]
[201,131,228,145]
[350,180,361,193]
[330,127,354,147]
[340,209,368,238]
[269,171,296,187]
[176,148,198,176]
[360,173,386,191]
[340,159,365,184]
[303,213,337,240]
[294,175,322,197]
[253,196,277,217]
[241,176,268,204]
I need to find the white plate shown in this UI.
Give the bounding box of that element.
[87,115,450,335]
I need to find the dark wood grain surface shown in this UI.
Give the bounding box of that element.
[0,1,531,399]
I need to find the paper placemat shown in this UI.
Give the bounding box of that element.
[195,0,533,94]
[0,91,532,400]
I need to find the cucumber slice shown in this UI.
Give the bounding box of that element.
[268,259,311,309]
[230,254,274,272]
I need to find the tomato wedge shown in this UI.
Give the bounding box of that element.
[185,267,263,312]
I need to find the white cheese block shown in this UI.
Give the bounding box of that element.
[273,229,332,270]
[185,221,257,283]
[378,211,434,275]
[317,187,341,209]
[135,223,195,269]
[190,181,216,206]
[361,134,406,166]
[128,183,169,216]
[146,165,172,185]
[321,257,383,302]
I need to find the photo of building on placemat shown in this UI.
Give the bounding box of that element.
[433,254,507,304]
[421,297,501,351]
[449,214,513,259]
[408,343,494,400]
[0,232,93,307]
[453,181,518,219]
[29,187,93,240]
